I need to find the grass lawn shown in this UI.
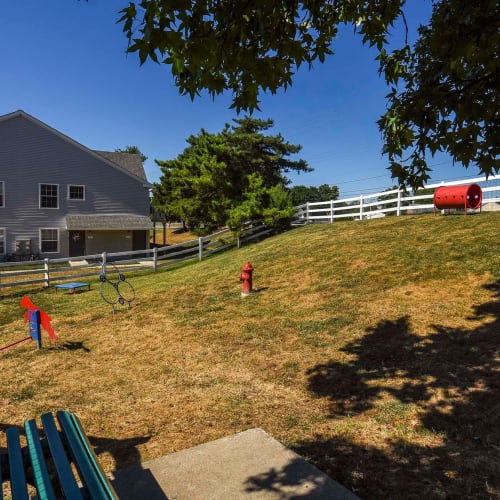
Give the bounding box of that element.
[150,226,195,246]
[1,213,499,498]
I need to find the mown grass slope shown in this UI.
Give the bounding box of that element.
[1,213,499,498]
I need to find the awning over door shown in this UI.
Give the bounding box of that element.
[66,214,153,230]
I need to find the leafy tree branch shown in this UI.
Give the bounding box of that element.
[117,0,499,189]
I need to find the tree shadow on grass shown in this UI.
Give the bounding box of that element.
[295,280,500,499]
[244,455,360,499]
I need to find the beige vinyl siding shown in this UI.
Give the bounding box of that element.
[85,231,132,254]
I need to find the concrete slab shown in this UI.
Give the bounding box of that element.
[68,259,89,267]
[111,428,359,499]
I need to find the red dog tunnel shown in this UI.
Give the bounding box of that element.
[434,183,482,213]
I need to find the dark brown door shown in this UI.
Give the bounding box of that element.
[69,231,85,257]
[132,230,147,251]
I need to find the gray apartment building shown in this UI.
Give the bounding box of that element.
[0,110,153,260]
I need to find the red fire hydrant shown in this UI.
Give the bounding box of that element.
[239,262,254,297]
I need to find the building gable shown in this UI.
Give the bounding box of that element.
[0,110,151,186]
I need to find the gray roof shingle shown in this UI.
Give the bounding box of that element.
[66,214,153,230]
[94,151,148,181]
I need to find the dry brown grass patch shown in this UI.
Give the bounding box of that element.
[1,214,499,498]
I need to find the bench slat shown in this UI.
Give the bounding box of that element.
[2,412,115,500]
[40,413,84,499]
[0,450,3,500]
[5,427,29,500]
[24,419,56,500]
[56,411,117,499]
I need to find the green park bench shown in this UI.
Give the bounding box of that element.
[1,411,117,499]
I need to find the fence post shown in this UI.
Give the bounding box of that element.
[198,237,203,261]
[153,246,158,273]
[397,189,402,216]
[44,258,50,288]
[359,195,364,220]
[306,202,310,224]
[330,200,334,223]
[102,252,107,276]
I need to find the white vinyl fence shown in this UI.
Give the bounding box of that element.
[0,224,273,294]
[294,176,500,224]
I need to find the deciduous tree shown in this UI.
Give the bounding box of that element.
[289,184,339,206]
[378,0,499,188]
[118,0,499,189]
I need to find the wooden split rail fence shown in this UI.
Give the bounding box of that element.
[0,224,273,295]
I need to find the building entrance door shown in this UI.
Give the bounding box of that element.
[69,231,85,257]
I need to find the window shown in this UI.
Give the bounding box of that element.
[15,239,31,254]
[40,184,59,208]
[68,185,85,200]
[40,229,59,253]
[0,181,4,207]
[0,228,5,254]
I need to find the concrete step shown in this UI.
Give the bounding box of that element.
[111,428,359,499]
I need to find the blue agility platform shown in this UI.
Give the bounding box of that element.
[54,282,91,294]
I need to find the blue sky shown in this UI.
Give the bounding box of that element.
[0,0,482,196]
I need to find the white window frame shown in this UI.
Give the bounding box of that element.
[0,228,5,255]
[0,181,4,208]
[39,183,59,209]
[68,184,85,201]
[40,228,59,253]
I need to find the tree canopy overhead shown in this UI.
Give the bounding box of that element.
[119,0,499,189]
[119,0,403,113]
[378,0,500,188]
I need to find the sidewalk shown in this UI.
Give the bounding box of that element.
[111,428,359,499]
